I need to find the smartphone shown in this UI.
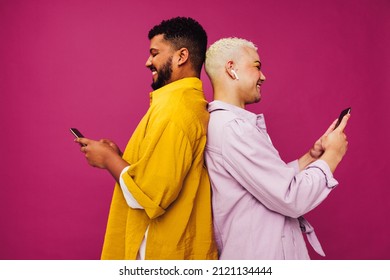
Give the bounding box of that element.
[334,107,351,129]
[70,128,86,146]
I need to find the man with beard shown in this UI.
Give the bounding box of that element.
[204,38,350,259]
[76,17,217,260]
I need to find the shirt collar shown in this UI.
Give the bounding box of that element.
[208,100,267,130]
[149,77,203,104]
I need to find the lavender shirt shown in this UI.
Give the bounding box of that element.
[205,101,338,259]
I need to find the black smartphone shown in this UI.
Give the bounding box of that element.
[70,128,86,146]
[334,107,351,129]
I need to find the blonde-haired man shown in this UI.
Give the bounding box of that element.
[204,37,350,259]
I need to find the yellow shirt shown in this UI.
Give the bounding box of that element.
[101,78,218,260]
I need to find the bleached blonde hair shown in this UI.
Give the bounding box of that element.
[205,37,257,82]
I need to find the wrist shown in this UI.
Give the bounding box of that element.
[104,152,129,181]
[298,151,316,171]
[320,150,342,173]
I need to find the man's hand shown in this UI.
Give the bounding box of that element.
[76,138,117,169]
[75,138,129,181]
[309,119,339,159]
[100,139,123,157]
[320,114,350,172]
[299,115,350,171]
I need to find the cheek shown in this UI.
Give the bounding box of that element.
[246,74,259,88]
[152,55,165,66]
[152,58,160,67]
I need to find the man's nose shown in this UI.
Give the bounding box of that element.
[260,71,266,82]
[145,56,152,67]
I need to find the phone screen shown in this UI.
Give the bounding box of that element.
[334,107,351,129]
[70,128,84,138]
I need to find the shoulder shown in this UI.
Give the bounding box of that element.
[209,110,255,137]
[151,93,208,142]
[207,111,257,153]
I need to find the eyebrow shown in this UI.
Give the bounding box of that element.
[254,60,262,66]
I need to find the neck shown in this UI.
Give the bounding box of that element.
[212,82,245,109]
[171,66,200,82]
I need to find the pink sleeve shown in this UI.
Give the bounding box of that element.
[221,118,338,218]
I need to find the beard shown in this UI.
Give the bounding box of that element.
[151,56,173,90]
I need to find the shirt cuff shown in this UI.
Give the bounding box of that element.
[119,166,144,209]
[306,159,339,188]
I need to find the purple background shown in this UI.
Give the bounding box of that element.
[1,0,389,260]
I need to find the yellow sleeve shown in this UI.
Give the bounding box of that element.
[121,121,192,219]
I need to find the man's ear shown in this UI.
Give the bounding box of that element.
[225,60,236,80]
[177,48,189,66]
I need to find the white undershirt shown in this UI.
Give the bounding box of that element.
[119,166,148,260]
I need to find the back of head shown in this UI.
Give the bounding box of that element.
[205,37,257,82]
[148,17,207,75]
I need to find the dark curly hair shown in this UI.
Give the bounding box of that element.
[148,17,207,74]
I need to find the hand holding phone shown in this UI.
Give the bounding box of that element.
[334,107,351,129]
[70,128,86,146]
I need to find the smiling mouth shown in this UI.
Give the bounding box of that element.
[256,81,263,93]
[149,66,157,74]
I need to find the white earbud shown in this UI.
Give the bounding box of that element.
[231,69,239,80]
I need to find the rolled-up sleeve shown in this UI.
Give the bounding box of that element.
[121,121,192,219]
[221,118,337,218]
[119,166,143,209]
